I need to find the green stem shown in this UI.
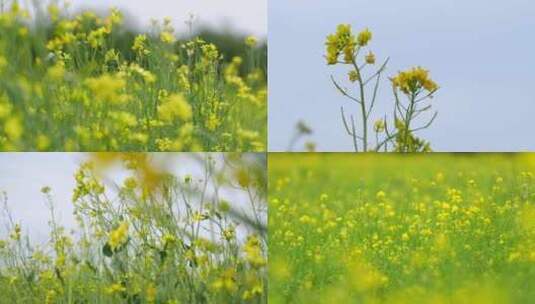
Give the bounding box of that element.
[403,92,416,152]
[351,58,367,151]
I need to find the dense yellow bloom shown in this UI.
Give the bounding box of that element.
[357,28,372,46]
[376,190,386,200]
[4,117,23,141]
[108,222,129,251]
[349,262,388,292]
[205,113,220,131]
[85,74,127,104]
[270,154,535,303]
[325,24,356,64]
[391,66,439,95]
[244,235,266,268]
[46,64,65,81]
[325,25,375,66]
[160,31,175,44]
[211,268,237,293]
[36,135,51,151]
[348,70,359,82]
[105,283,126,294]
[201,43,219,61]
[132,34,150,55]
[158,94,192,122]
[87,27,109,48]
[245,36,258,47]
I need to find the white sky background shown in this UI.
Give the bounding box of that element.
[0,153,265,245]
[269,0,535,151]
[65,0,266,37]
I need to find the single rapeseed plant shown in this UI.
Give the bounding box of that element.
[325,24,439,152]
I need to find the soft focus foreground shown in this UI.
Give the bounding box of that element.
[269,153,534,303]
[0,153,267,303]
[0,2,266,151]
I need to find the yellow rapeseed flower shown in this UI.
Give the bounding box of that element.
[85,74,127,104]
[365,51,376,64]
[325,24,356,65]
[357,28,372,46]
[160,31,175,44]
[108,222,129,251]
[391,66,439,95]
[244,235,266,268]
[376,191,386,201]
[211,268,238,293]
[36,135,51,151]
[158,94,192,122]
[46,64,65,81]
[132,34,150,55]
[105,283,126,294]
[348,70,359,82]
[245,36,258,48]
[4,117,23,141]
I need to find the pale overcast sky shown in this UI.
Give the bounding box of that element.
[68,0,266,37]
[269,0,535,151]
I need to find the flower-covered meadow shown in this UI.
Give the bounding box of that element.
[0,1,266,151]
[269,153,535,303]
[0,153,267,303]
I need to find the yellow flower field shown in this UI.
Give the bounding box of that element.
[269,153,535,303]
[0,2,266,151]
[0,153,267,303]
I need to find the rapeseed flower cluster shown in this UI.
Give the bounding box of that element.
[391,66,439,95]
[325,24,357,64]
[325,24,372,65]
[108,221,129,251]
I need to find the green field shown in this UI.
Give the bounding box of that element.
[269,154,535,303]
[0,2,266,151]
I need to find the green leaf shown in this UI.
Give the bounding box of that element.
[102,242,113,257]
